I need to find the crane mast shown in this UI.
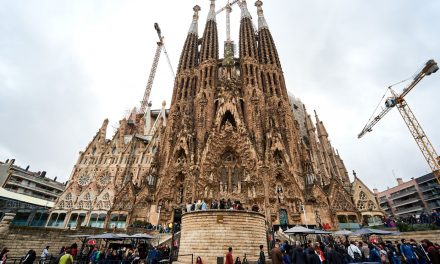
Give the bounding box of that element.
[358,59,440,183]
[140,23,174,114]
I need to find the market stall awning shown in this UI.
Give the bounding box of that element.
[284,225,316,234]
[130,233,155,239]
[333,229,353,236]
[351,228,395,236]
[88,233,125,240]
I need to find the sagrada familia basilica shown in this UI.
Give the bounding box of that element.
[48,0,383,230]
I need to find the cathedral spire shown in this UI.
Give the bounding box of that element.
[257,0,281,68]
[188,5,201,35]
[200,0,219,62]
[177,5,200,73]
[240,0,252,20]
[314,110,328,138]
[239,0,258,59]
[255,0,268,29]
[207,0,216,22]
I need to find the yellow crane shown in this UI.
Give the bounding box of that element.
[358,59,440,184]
[140,23,175,114]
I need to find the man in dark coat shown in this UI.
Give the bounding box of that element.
[270,243,283,264]
[326,244,343,264]
[306,247,321,264]
[291,242,307,264]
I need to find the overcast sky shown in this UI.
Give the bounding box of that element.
[1,0,439,191]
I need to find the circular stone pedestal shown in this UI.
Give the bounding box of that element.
[177,210,267,264]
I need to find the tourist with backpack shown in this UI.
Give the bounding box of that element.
[347,241,362,262]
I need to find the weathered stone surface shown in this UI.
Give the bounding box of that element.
[178,210,267,264]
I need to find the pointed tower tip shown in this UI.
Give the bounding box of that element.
[240,0,252,20]
[255,0,268,29]
[207,0,216,22]
[188,5,201,34]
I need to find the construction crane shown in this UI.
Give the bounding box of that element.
[216,0,239,43]
[358,59,440,183]
[140,23,175,114]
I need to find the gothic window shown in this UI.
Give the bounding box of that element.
[357,200,366,210]
[176,148,186,165]
[359,191,367,201]
[279,209,288,227]
[220,111,237,129]
[367,200,376,210]
[232,167,242,193]
[177,185,184,204]
[98,174,111,186]
[146,174,157,187]
[92,147,96,155]
[78,175,91,186]
[222,151,236,162]
[102,193,110,201]
[59,201,65,209]
[83,192,91,201]
[274,150,283,165]
[65,193,72,201]
[65,201,72,209]
[112,146,116,154]
[333,192,353,210]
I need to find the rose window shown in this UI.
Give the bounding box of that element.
[78,175,91,186]
[99,174,111,186]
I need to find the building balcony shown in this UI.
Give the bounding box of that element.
[393,197,421,208]
[390,190,418,200]
[6,180,60,199]
[11,173,65,191]
[395,206,424,216]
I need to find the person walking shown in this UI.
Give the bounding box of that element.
[242,254,249,264]
[291,242,307,264]
[400,239,419,264]
[22,250,37,264]
[0,248,9,264]
[282,250,291,264]
[226,247,233,264]
[359,242,369,261]
[258,245,266,264]
[347,241,362,262]
[58,249,73,264]
[270,243,283,264]
[195,256,203,264]
[326,244,343,264]
[40,246,50,264]
[305,247,321,264]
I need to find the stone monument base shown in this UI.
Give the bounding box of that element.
[177,210,268,264]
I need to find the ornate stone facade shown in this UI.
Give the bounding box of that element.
[49,0,382,229]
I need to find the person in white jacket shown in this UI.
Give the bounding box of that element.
[347,241,362,261]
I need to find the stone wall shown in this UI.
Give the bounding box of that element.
[0,226,86,258]
[376,230,440,244]
[177,210,268,264]
[0,215,156,258]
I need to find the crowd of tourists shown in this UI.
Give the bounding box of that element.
[185,198,260,212]
[262,237,440,264]
[0,243,171,264]
[382,210,440,227]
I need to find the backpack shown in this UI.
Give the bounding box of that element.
[350,246,362,261]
